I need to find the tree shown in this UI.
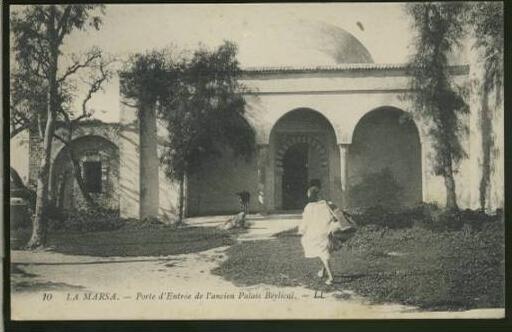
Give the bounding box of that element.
[122,42,255,222]
[405,2,469,211]
[466,2,504,210]
[161,42,255,221]
[52,52,113,209]
[11,5,107,248]
[10,64,46,139]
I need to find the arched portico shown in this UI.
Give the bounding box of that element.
[266,108,341,211]
[50,135,120,211]
[348,107,422,208]
[117,63,474,220]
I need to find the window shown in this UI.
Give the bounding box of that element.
[83,161,102,193]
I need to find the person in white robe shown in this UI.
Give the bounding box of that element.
[298,186,335,285]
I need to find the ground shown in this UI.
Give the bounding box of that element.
[213,223,504,311]
[10,214,505,319]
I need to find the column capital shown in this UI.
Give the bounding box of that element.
[256,144,270,212]
[338,143,349,208]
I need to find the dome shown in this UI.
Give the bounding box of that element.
[237,19,373,68]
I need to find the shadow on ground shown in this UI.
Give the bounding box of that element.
[11,264,86,293]
[11,224,239,257]
[212,223,504,311]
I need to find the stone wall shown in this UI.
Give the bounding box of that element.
[22,121,121,211]
[240,64,499,210]
[50,135,120,211]
[187,144,259,216]
[116,63,503,220]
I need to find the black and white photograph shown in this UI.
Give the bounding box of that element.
[7,2,505,320]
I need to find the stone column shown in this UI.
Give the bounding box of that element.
[420,141,428,204]
[157,121,180,223]
[139,102,160,220]
[119,95,141,219]
[256,144,269,213]
[338,144,350,208]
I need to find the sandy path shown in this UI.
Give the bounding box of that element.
[10,216,504,320]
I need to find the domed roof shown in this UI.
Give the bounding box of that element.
[237,19,373,68]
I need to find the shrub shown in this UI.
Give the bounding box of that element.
[49,208,124,232]
[124,216,179,230]
[351,202,501,232]
[429,209,464,231]
[352,205,415,229]
[46,202,67,222]
[350,168,403,209]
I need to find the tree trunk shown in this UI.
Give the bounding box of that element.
[27,97,55,249]
[58,123,98,209]
[68,148,98,209]
[479,85,492,211]
[27,7,58,249]
[178,173,185,223]
[444,163,459,211]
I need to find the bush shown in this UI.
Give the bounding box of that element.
[351,202,501,232]
[124,216,179,230]
[350,168,403,209]
[49,208,124,232]
[352,205,412,229]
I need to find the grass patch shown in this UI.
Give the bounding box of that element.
[11,223,235,257]
[212,222,504,311]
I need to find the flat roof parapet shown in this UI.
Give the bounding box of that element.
[240,63,470,77]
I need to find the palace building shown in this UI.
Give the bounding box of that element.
[11,20,504,221]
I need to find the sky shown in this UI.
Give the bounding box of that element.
[13,3,415,123]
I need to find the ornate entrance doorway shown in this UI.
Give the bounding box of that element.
[269,108,339,211]
[282,143,308,210]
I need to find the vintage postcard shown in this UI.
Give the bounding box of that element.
[8,2,505,320]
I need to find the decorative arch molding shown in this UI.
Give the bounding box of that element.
[51,123,120,164]
[348,105,424,144]
[264,107,343,145]
[274,134,328,173]
[49,134,120,196]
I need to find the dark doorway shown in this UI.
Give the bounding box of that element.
[282,143,308,210]
[84,161,102,193]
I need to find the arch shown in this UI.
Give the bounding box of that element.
[50,135,120,210]
[275,135,328,173]
[269,108,340,210]
[51,122,119,165]
[344,104,426,144]
[51,135,119,182]
[264,107,342,145]
[348,106,422,208]
[351,105,423,142]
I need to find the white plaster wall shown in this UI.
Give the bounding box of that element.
[118,96,141,219]
[10,130,30,183]
[241,66,496,210]
[491,99,505,211]
[242,68,467,145]
[465,45,505,211]
[114,64,503,218]
[186,147,259,216]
